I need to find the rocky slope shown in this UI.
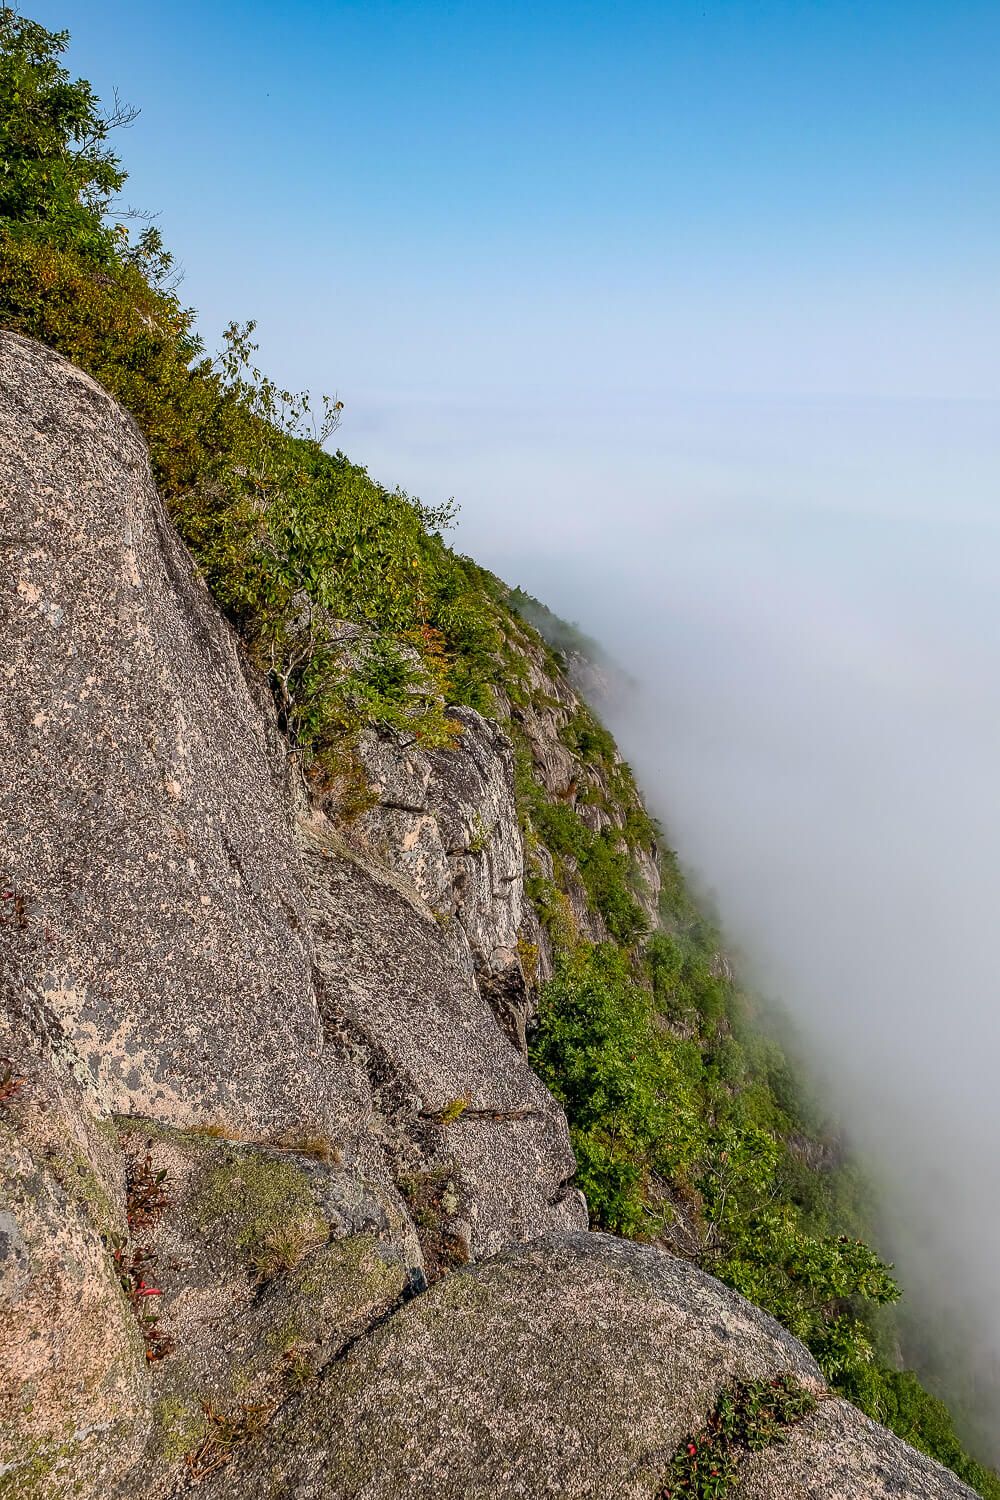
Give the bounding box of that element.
[0,332,975,1497]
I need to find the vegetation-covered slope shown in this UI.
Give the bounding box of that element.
[0,12,995,1495]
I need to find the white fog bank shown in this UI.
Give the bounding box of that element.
[356,389,1000,1453]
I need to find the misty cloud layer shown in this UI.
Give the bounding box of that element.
[355,388,1000,1453]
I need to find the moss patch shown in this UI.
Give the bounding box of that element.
[47,1146,118,1234]
[154,1397,211,1464]
[191,1150,328,1281]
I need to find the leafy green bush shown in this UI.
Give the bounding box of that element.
[532,944,700,1234]
[0,10,126,263]
[532,943,899,1386]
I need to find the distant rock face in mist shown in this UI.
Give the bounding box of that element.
[0,332,977,1497]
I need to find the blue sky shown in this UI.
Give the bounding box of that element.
[35,0,999,574]
[35,0,1000,409]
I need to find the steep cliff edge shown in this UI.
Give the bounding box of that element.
[0,334,977,1497]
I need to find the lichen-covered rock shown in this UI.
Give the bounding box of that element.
[424,708,525,972]
[0,988,148,1498]
[354,707,534,1045]
[195,1231,824,1499]
[189,1234,980,1499]
[300,828,586,1258]
[0,332,324,1134]
[355,712,525,965]
[112,1125,418,1498]
[733,1397,978,1498]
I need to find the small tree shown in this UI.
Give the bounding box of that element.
[0,9,133,260]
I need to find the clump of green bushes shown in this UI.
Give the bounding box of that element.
[0,11,504,771]
[656,1375,817,1498]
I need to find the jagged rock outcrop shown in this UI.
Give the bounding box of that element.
[299,830,582,1257]
[0,332,582,1492]
[353,705,533,1048]
[0,333,979,1499]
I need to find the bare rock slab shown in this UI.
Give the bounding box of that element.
[0,332,324,1133]
[219,1232,822,1499]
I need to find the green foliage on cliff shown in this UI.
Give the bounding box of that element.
[2,14,997,1496]
[531,840,1000,1497]
[507,586,604,666]
[0,11,504,768]
[531,942,901,1392]
[0,11,126,262]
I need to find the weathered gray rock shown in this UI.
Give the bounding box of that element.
[188,1234,980,1500]
[0,332,324,1134]
[355,709,526,974]
[354,707,534,1045]
[114,1122,419,1499]
[734,1398,978,1498]
[424,707,525,974]
[0,986,148,1496]
[300,825,586,1258]
[196,1231,824,1498]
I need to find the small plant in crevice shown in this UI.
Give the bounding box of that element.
[422,1094,472,1126]
[0,1056,25,1110]
[419,1095,537,1127]
[109,1146,175,1361]
[124,1151,171,1233]
[466,812,493,855]
[181,1121,244,1142]
[270,1130,342,1165]
[654,1375,818,1499]
[516,934,540,986]
[396,1168,469,1284]
[249,1219,329,1283]
[108,1236,175,1364]
[184,1398,278,1484]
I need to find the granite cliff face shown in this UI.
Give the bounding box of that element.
[0,333,975,1497]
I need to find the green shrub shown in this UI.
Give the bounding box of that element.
[531,944,700,1235]
[657,1375,817,1499]
[0,10,126,263]
[532,944,900,1390]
